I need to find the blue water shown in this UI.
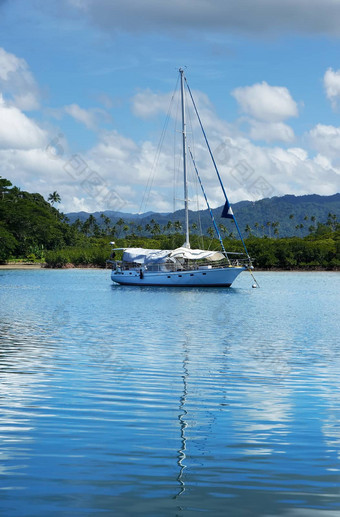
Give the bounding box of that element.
[0,269,340,516]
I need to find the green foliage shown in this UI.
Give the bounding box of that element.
[1,176,339,270]
[0,176,72,260]
[45,242,110,268]
[245,232,339,270]
[0,223,18,262]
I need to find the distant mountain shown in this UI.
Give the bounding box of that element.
[66,210,168,223]
[66,193,340,238]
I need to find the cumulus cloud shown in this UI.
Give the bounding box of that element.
[324,68,340,109]
[232,82,298,122]
[0,95,47,150]
[64,104,111,130]
[63,0,340,37]
[309,123,340,164]
[231,82,298,143]
[132,90,173,119]
[48,103,112,130]
[0,44,338,214]
[248,120,295,143]
[0,47,40,110]
[131,87,229,139]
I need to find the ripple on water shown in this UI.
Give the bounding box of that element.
[0,270,340,515]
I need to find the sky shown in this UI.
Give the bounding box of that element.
[0,0,340,214]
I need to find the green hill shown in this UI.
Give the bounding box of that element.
[66,193,340,238]
[0,177,73,262]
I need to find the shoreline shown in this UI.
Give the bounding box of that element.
[0,263,45,270]
[0,263,338,272]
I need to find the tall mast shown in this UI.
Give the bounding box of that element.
[180,68,190,249]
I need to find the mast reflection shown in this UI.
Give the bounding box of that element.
[175,339,189,499]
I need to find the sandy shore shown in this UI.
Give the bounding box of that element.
[0,263,45,269]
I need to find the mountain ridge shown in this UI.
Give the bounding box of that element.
[66,193,340,238]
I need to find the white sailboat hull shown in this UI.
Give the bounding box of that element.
[111,266,245,287]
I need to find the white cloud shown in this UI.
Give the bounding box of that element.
[0,95,47,150]
[64,104,111,130]
[48,103,112,130]
[57,96,339,212]
[232,82,298,122]
[0,47,40,110]
[324,68,340,109]
[132,90,173,119]
[309,124,340,163]
[248,120,295,142]
[131,87,230,141]
[208,135,340,204]
[287,148,308,161]
[0,63,338,215]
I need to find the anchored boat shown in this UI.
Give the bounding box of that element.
[110,69,254,287]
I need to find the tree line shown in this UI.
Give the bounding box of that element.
[0,176,339,269]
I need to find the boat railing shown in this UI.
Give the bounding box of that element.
[112,254,251,272]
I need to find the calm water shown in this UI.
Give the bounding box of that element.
[0,269,340,516]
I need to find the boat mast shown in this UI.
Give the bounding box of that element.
[180,68,190,249]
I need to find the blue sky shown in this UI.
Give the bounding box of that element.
[0,0,340,214]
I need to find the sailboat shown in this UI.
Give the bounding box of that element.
[110,69,254,287]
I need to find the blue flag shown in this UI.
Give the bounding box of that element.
[221,200,234,219]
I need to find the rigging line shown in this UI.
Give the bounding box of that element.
[248,268,261,288]
[188,148,229,260]
[139,75,180,215]
[184,76,251,260]
[192,156,204,249]
[185,85,203,245]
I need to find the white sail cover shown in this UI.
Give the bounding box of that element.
[122,247,224,264]
[122,248,171,264]
[170,247,224,261]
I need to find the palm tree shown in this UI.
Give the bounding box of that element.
[218,223,227,237]
[266,221,272,237]
[83,214,97,236]
[207,227,214,238]
[191,222,198,233]
[166,221,173,234]
[0,177,12,199]
[174,221,182,233]
[48,191,61,206]
[272,221,279,238]
[116,217,125,237]
[327,212,337,231]
[100,214,112,235]
[72,218,82,233]
[151,222,161,236]
[295,223,304,234]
